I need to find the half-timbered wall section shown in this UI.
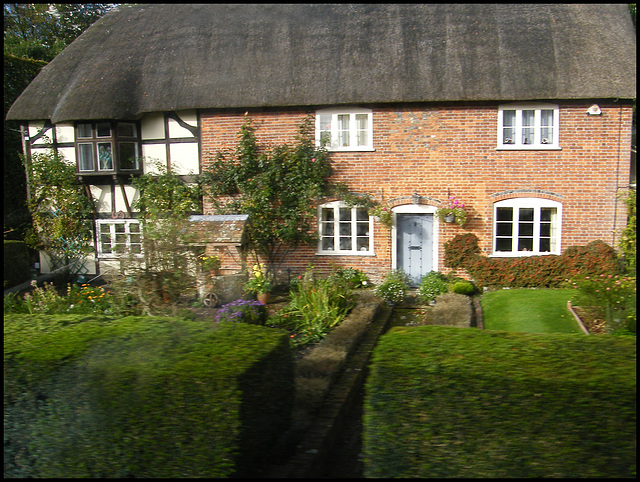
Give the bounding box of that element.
[22,111,200,274]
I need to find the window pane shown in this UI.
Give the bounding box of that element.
[522,110,535,144]
[119,142,138,170]
[98,143,113,170]
[96,122,111,137]
[319,114,333,147]
[518,238,534,251]
[322,237,334,250]
[338,114,350,147]
[356,222,369,236]
[339,222,351,236]
[77,123,93,138]
[118,123,136,137]
[356,207,369,220]
[496,207,513,221]
[321,208,334,221]
[502,110,516,144]
[539,238,551,252]
[496,223,513,236]
[519,208,534,221]
[540,207,553,222]
[322,223,334,236]
[518,223,534,236]
[356,237,369,251]
[541,110,553,127]
[339,237,352,250]
[496,238,512,252]
[78,143,95,171]
[129,223,140,233]
[339,208,352,221]
[356,113,368,146]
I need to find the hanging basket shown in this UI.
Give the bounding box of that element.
[444,213,455,223]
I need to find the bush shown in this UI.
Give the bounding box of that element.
[376,270,410,304]
[364,326,636,478]
[417,271,448,303]
[450,280,476,296]
[271,269,355,346]
[444,235,623,288]
[214,299,268,325]
[4,315,294,478]
[330,267,369,289]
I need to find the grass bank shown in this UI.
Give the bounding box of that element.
[481,288,583,334]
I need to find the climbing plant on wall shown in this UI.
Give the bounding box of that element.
[24,150,95,275]
[200,115,337,278]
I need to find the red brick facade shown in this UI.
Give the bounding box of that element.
[199,102,633,283]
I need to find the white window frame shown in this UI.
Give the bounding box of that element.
[497,103,560,150]
[492,198,562,257]
[317,201,374,255]
[95,219,143,258]
[315,107,374,152]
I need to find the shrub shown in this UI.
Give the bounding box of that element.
[444,234,623,288]
[376,270,410,304]
[271,270,355,346]
[451,280,476,296]
[569,274,636,334]
[330,267,369,289]
[3,240,31,288]
[431,293,472,327]
[364,327,636,478]
[417,271,448,303]
[214,299,268,325]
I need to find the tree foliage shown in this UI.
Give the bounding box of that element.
[200,116,335,277]
[24,151,95,274]
[619,188,636,274]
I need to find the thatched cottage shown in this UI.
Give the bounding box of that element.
[6,4,636,285]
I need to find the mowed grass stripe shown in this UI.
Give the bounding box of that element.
[481,288,584,334]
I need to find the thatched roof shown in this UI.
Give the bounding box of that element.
[7,4,636,123]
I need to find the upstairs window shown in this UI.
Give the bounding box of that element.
[493,198,561,256]
[318,202,373,255]
[497,104,560,149]
[76,122,141,173]
[316,108,373,151]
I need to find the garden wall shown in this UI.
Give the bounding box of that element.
[4,314,294,478]
[364,326,636,478]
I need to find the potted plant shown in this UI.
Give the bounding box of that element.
[436,196,467,227]
[199,254,221,276]
[371,205,394,229]
[244,263,274,304]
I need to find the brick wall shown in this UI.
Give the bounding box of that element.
[199,103,633,282]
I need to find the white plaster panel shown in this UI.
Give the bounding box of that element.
[90,185,112,213]
[168,110,198,138]
[29,122,51,145]
[55,123,75,143]
[115,185,140,213]
[141,145,167,174]
[170,142,199,174]
[141,112,166,140]
[57,147,76,166]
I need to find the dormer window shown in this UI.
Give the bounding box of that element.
[76,121,141,174]
[497,104,560,150]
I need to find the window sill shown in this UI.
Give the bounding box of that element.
[324,147,376,153]
[489,252,559,258]
[495,146,562,151]
[316,251,376,256]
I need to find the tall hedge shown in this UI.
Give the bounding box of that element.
[364,326,636,478]
[4,315,294,478]
[3,240,31,288]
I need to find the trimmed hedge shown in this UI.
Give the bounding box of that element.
[364,326,636,478]
[3,240,31,288]
[444,234,622,287]
[4,314,294,478]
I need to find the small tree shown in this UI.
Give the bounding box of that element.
[24,150,95,277]
[106,163,202,315]
[200,116,334,280]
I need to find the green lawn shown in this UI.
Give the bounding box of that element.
[480,288,584,334]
